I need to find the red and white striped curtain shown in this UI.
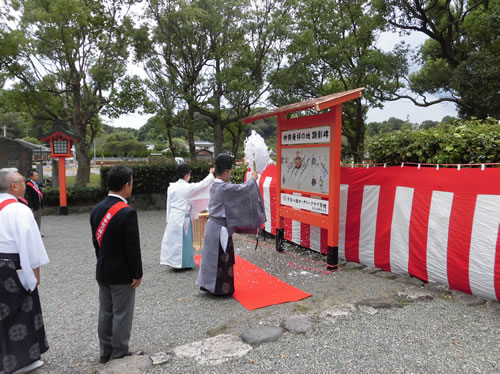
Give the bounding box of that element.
[247,165,500,301]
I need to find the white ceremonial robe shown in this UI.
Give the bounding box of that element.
[0,192,49,291]
[160,173,214,268]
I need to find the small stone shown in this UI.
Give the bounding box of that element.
[173,334,252,365]
[356,297,402,309]
[280,315,315,335]
[424,282,452,295]
[358,305,378,315]
[320,304,356,319]
[362,266,380,274]
[374,271,398,280]
[343,262,364,270]
[397,289,434,302]
[486,300,500,313]
[395,274,424,287]
[98,356,152,374]
[452,291,486,306]
[150,352,171,366]
[240,326,283,345]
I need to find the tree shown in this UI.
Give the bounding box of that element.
[0,0,146,185]
[138,0,293,157]
[101,132,147,157]
[269,0,408,161]
[373,0,500,119]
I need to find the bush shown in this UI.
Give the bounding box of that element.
[100,160,214,194]
[43,186,106,206]
[367,118,500,165]
[230,163,248,184]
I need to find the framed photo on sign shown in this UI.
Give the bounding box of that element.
[280,147,330,195]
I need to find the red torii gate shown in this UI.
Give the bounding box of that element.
[242,88,364,269]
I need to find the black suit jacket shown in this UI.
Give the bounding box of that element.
[25,180,43,210]
[90,196,143,284]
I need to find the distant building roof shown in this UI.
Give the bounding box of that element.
[195,141,214,147]
[14,139,51,152]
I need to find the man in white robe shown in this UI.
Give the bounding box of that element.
[0,168,49,374]
[160,164,215,269]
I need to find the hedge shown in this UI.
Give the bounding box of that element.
[367,118,500,165]
[100,160,215,194]
[43,186,106,206]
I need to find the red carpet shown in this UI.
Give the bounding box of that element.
[194,254,311,310]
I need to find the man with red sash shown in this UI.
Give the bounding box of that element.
[90,165,143,364]
[0,168,49,374]
[25,170,43,233]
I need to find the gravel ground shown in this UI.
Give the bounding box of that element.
[33,210,499,374]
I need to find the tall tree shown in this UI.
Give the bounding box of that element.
[373,0,500,119]
[139,0,293,157]
[269,0,408,161]
[0,0,145,185]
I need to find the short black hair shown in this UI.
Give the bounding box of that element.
[29,169,38,178]
[215,154,233,176]
[107,165,133,192]
[176,163,190,179]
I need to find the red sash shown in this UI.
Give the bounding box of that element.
[27,181,43,199]
[95,202,129,247]
[0,199,18,212]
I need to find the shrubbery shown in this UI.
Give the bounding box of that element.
[367,118,500,165]
[43,186,106,206]
[100,160,214,194]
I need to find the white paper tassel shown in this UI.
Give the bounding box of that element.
[244,130,270,173]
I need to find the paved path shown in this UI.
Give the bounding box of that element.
[34,210,499,374]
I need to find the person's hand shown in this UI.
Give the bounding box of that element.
[131,278,142,288]
[209,167,215,174]
[251,171,258,180]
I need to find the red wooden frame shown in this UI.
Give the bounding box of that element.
[242,88,364,252]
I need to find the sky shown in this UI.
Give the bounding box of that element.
[106,30,458,130]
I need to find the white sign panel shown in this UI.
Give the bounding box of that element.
[281,193,329,214]
[282,126,330,145]
[281,146,330,194]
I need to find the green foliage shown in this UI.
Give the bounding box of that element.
[0,0,147,185]
[374,0,500,119]
[100,161,214,194]
[367,118,500,165]
[269,0,408,161]
[366,117,415,137]
[43,186,106,206]
[100,132,148,157]
[230,163,249,184]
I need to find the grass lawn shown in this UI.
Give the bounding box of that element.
[66,173,101,187]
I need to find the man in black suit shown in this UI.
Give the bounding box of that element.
[25,169,43,232]
[90,165,143,363]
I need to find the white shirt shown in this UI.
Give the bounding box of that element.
[108,193,128,203]
[0,193,49,291]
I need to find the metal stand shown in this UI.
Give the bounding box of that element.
[276,228,285,252]
[327,246,338,270]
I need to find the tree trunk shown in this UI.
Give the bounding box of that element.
[51,158,59,188]
[165,119,177,158]
[75,140,91,186]
[213,119,224,156]
[187,107,196,160]
[354,99,365,163]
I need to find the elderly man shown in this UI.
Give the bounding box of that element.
[0,168,49,374]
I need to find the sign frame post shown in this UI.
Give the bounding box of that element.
[243,88,364,269]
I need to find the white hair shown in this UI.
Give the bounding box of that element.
[0,168,20,192]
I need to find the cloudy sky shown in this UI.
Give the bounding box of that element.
[106,30,458,130]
